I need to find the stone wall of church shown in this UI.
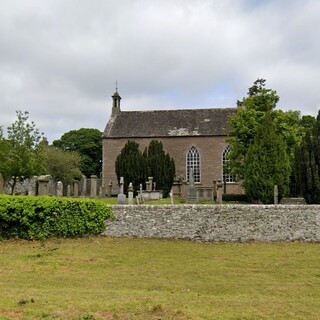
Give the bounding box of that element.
[104,205,320,242]
[102,136,243,195]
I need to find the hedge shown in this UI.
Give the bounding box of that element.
[0,195,113,240]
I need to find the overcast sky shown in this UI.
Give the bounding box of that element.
[1,0,319,142]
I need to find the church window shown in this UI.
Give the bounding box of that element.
[186,146,200,183]
[222,146,235,183]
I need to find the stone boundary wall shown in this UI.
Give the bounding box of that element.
[104,205,320,242]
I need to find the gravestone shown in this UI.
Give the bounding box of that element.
[67,185,71,197]
[81,175,87,197]
[216,179,223,204]
[107,180,113,197]
[274,185,278,205]
[186,168,197,203]
[90,175,97,198]
[117,177,126,205]
[170,189,174,205]
[73,180,79,197]
[56,181,63,197]
[128,182,134,205]
[38,175,52,196]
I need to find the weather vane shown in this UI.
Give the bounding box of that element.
[116,80,118,93]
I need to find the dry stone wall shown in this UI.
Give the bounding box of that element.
[104,205,320,242]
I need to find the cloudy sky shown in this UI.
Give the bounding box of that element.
[1,0,319,142]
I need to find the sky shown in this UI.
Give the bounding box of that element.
[1,0,320,143]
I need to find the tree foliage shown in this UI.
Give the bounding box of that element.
[228,79,304,181]
[45,146,82,186]
[293,111,320,203]
[243,113,291,203]
[0,111,45,194]
[115,141,147,195]
[53,128,102,177]
[115,140,175,197]
[144,140,175,197]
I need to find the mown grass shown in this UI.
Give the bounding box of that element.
[0,238,319,319]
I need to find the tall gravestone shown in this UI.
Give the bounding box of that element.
[128,182,134,205]
[186,168,197,203]
[117,177,126,205]
[56,181,63,197]
[90,175,97,198]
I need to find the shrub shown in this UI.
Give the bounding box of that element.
[0,195,113,240]
[222,194,248,202]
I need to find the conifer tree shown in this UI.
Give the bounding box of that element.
[293,111,320,203]
[115,141,147,194]
[243,113,290,203]
[145,140,175,197]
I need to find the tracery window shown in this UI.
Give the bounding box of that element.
[186,146,200,183]
[222,146,235,183]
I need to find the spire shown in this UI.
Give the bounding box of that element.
[111,81,121,116]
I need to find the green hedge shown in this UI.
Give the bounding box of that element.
[222,194,248,202]
[0,195,113,240]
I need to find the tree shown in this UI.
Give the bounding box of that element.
[53,128,102,177]
[243,113,291,203]
[144,140,175,197]
[293,111,320,203]
[0,111,45,194]
[115,140,176,196]
[45,146,82,186]
[227,79,304,180]
[115,141,147,194]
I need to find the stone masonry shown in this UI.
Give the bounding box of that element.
[104,205,320,242]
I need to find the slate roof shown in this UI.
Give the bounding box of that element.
[103,107,237,138]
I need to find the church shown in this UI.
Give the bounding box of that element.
[102,90,243,197]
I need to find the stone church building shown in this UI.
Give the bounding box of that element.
[102,90,243,198]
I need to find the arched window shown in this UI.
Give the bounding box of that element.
[222,146,235,183]
[186,146,200,183]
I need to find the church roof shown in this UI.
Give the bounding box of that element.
[103,107,237,138]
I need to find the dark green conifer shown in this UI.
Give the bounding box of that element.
[243,113,290,203]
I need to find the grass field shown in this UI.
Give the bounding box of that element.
[0,238,319,320]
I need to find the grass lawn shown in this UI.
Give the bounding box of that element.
[0,238,319,320]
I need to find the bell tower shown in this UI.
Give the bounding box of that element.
[111,81,121,116]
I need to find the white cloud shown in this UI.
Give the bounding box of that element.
[0,0,319,142]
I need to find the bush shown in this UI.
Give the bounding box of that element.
[0,195,113,240]
[222,194,248,202]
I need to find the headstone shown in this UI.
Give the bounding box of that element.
[107,180,112,197]
[117,176,126,205]
[90,175,97,198]
[73,180,79,197]
[38,175,52,196]
[213,180,217,201]
[81,175,87,197]
[146,177,153,191]
[216,179,223,204]
[56,181,63,197]
[274,185,278,205]
[67,185,71,197]
[186,169,197,203]
[128,182,134,205]
[169,189,174,205]
[0,173,4,194]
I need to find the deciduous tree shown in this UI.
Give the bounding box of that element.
[53,128,102,177]
[0,111,45,194]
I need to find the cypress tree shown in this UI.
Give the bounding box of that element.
[115,140,147,194]
[146,140,175,197]
[293,111,320,203]
[243,113,290,203]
